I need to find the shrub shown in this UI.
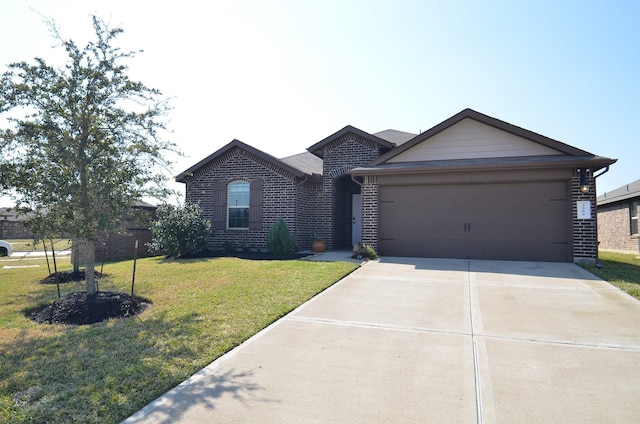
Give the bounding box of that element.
[147,203,212,258]
[267,218,296,257]
[352,242,378,260]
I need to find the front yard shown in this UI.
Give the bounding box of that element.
[0,255,358,423]
[2,249,637,423]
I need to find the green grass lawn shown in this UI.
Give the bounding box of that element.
[580,250,640,299]
[3,238,72,252]
[0,255,359,423]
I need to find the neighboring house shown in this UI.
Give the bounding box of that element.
[597,179,640,254]
[0,207,34,239]
[177,108,616,263]
[73,201,157,264]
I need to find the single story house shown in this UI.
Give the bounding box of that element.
[177,108,616,263]
[597,179,640,254]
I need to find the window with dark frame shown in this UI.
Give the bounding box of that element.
[228,181,250,229]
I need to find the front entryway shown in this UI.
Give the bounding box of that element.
[352,194,362,245]
[334,175,361,249]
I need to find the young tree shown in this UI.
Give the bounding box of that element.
[0,16,177,296]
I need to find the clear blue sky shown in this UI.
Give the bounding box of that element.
[1,0,638,205]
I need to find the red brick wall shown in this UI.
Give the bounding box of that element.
[184,147,317,251]
[361,175,379,251]
[320,133,387,249]
[597,200,639,252]
[571,172,598,262]
[296,179,323,251]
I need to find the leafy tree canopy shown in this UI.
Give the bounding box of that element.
[0,15,179,294]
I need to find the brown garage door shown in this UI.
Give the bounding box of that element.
[379,181,570,262]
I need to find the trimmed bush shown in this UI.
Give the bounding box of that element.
[147,203,212,258]
[267,218,296,257]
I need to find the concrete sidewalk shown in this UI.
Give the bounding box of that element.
[122,258,640,424]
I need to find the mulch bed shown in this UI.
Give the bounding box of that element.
[28,250,307,326]
[37,269,104,285]
[28,291,150,325]
[186,249,310,260]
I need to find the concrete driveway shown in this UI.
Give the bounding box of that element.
[122,258,640,424]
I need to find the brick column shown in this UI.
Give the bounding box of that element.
[572,170,597,263]
[361,175,379,251]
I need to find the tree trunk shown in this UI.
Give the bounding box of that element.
[85,238,97,296]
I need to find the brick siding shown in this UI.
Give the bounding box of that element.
[0,220,34,239]
[597,199,640,252]
[181,133,606,263]
[184,146,318,252]
[361,175,379,251]
[320,133,386,249]
[571,171,598,263]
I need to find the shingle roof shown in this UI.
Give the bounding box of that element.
[597,179,640,206]
[0,207,20,222]
[279,152,323,176]
[373,129,417,146]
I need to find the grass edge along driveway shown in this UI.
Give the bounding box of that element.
[0,256,359,424]
[579,250,640,300]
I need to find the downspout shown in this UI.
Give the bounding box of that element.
[593,166,610,179]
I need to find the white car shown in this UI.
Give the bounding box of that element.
[0,240,13,257]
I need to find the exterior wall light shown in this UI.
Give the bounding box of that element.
[578,168,590,193]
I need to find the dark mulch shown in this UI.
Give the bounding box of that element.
[27,291,151,325]
[179,249,311,260]
[38,269,104,285]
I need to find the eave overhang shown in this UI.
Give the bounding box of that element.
[350,155,617,177]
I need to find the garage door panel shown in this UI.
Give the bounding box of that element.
[379,181,570,262]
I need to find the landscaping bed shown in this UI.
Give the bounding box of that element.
[27,291,150,325]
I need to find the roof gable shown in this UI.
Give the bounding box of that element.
[307,125,395,158]
[176,139,306,182]
[386,117,564,163]
[370,109,594,166]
